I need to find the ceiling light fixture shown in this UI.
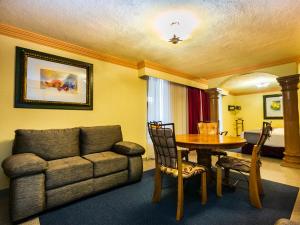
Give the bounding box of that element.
[256,82,270,88]
[168,22,182,44]
[154,10,198,44]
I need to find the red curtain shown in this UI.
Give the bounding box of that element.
[188,87,201,134]
[200,90,210,122]
[188,87,210,134]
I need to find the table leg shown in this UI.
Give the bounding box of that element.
[196,149,212,168]
[196,149,213,181]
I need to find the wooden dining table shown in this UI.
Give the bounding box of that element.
[175,134,246,169]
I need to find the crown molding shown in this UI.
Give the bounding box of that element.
[137,60,208,84]
[1,23,297,84]
[0,23,208,84]
[0,23,137,69]
[203,57,300,79]
[137,60,192,78]
[230,87,281,96]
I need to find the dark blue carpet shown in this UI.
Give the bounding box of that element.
[40,170,298,225]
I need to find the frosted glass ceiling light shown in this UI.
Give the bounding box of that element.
[154,10,198,44]
[254,77,273,88]
[256,82,270,88]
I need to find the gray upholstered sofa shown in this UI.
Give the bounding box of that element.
[2,125,145,222]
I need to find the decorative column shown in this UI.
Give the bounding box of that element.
[277,74,300,168]
[205,88,220,122]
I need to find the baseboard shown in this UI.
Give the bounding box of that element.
[0,188,9,198]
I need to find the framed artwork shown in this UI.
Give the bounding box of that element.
[15,47,93,110]
[263,94,283,119]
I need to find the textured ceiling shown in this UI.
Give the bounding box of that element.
[219,72,279,95]
[0,0,300,78]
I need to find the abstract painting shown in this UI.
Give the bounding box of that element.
[15,47,93,110]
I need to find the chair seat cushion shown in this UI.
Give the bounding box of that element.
[160,161,206,179]
[83,151,128,177]
[216,156,251,173]
[46,156,93,190]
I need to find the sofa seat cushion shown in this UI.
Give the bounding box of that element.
[83,151,128,177]
[46,156,93,190]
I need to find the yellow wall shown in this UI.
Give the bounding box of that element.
[212,63,299,136]
[221,94,236,136]
[222,90,300,136]
[0,34,148,190]
[234,92,284,130]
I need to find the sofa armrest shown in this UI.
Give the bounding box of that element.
[113,141,145,156]
[2,153,47,178]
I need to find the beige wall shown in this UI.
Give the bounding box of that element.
[0,34,148,190]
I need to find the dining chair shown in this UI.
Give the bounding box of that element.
[197,121,228,136]
[197,121,228,160]
[149,121,189,160]
[147,121,207,221]
[215,122,272,208]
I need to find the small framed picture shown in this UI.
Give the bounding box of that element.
[15,47,93,110]
[263,94,283,119]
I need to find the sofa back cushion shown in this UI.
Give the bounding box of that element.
[80,125,123,155]
[13,128,80,160]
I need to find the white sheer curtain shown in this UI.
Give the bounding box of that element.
[147,77,171,124]
[147,77,171,158]
[170,82,188,135]
[146,77,188,159]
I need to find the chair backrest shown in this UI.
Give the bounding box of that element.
[147,122,178,169]
[255,122,272,154]
[197,122,219,135]
[251,122,272,165]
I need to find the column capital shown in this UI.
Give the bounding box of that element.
[205,88,221,99]
[277,74,299,91]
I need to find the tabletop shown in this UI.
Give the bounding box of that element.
[175,134,246,149]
